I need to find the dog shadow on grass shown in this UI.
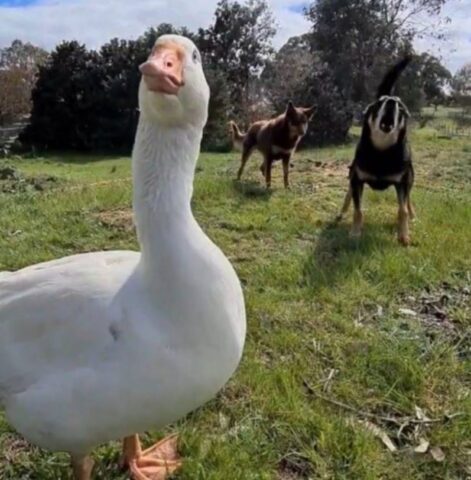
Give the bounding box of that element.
[232,179,272,201]
[302,217,395,291]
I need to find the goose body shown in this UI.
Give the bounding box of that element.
[0,35,246,478]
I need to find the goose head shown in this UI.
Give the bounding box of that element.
[139,35,209,128]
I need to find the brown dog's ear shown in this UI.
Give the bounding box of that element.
[303,105,316,119]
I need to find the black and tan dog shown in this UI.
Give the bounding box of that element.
[337,57,415,245]
[230,102,315,189]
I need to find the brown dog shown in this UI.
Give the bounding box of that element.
[230,102,315,188]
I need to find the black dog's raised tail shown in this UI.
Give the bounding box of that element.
[376,56,412,98]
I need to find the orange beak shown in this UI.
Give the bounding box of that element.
[139,42,185,95]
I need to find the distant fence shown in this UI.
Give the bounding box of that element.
[435,123,471,138]
[412,106,471,139]
[0,116,29,155]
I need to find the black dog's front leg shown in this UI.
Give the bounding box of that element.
[405,165,415,221]
[395,182,411,246]
[351,178,364,238]
[337,186,352,221]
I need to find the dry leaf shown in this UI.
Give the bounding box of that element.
[218,412,229,430]
[414,406,431,422]
[430,446,445,462]
[414,438,430,453]
[359,419,397,452]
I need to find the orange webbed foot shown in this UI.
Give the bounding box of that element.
[123,434,182,480]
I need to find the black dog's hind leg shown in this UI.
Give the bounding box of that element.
[406,166,415,220]
[350,180,364,238]
[407,195,415,221]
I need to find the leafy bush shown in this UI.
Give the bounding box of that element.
[201,68,233,152]
[264,36,353,146]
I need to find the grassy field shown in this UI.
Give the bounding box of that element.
[0,127,470,479]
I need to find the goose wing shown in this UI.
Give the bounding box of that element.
[0,250,139,402]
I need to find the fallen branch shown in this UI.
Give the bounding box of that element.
[303,380,464,427]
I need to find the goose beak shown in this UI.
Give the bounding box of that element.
[139,42,185,95]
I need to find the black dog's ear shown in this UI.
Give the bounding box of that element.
[363,102,375,117]
[397,99,411,118]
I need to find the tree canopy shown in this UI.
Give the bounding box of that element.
[452,63,471,110]
[14,0,454,152]
[0,40,47,125]
[305,0,449,109]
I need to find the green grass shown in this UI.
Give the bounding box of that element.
[1,129,470,479]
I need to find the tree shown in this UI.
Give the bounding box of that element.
[94,38,145,150]
[95,24,196,150]
[0,69,31,125]
[452,63,471,111]
[305,0,449,106]
[198,0,276,123]
[201,67,233,151]
[418,53,451,106]
[21,25,193,151]
[0,40,47,126]
[262,35,313,111]
[21,41,101,150]
[0,39,48,71]
[452,63,471,96]
[263,35,352,145]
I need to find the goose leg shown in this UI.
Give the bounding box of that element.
[71,455,94,480]
[122,434,182,480]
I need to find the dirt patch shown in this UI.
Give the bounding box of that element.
[277,471,303,480]
[398,281,471,362]
[402,282,470,336]
[277,454,313,479]
[295,158,349,179]
[95,208,134,232]
[0,166,19,180]
[0,165,60,194]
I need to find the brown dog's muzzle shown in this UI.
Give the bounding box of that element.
[139,42,185,95]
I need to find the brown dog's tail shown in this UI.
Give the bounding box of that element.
[229,121,246,151]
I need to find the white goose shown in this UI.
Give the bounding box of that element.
[0,35,246,480]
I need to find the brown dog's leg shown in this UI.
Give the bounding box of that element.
[396,184,410,246]
[336,186,352,221]
[282,157,290,189]
[264,157,273,189]
[351,181,364,238]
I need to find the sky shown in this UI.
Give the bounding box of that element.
[0,0,469,73]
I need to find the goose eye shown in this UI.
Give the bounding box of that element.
[192,50,200,63]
